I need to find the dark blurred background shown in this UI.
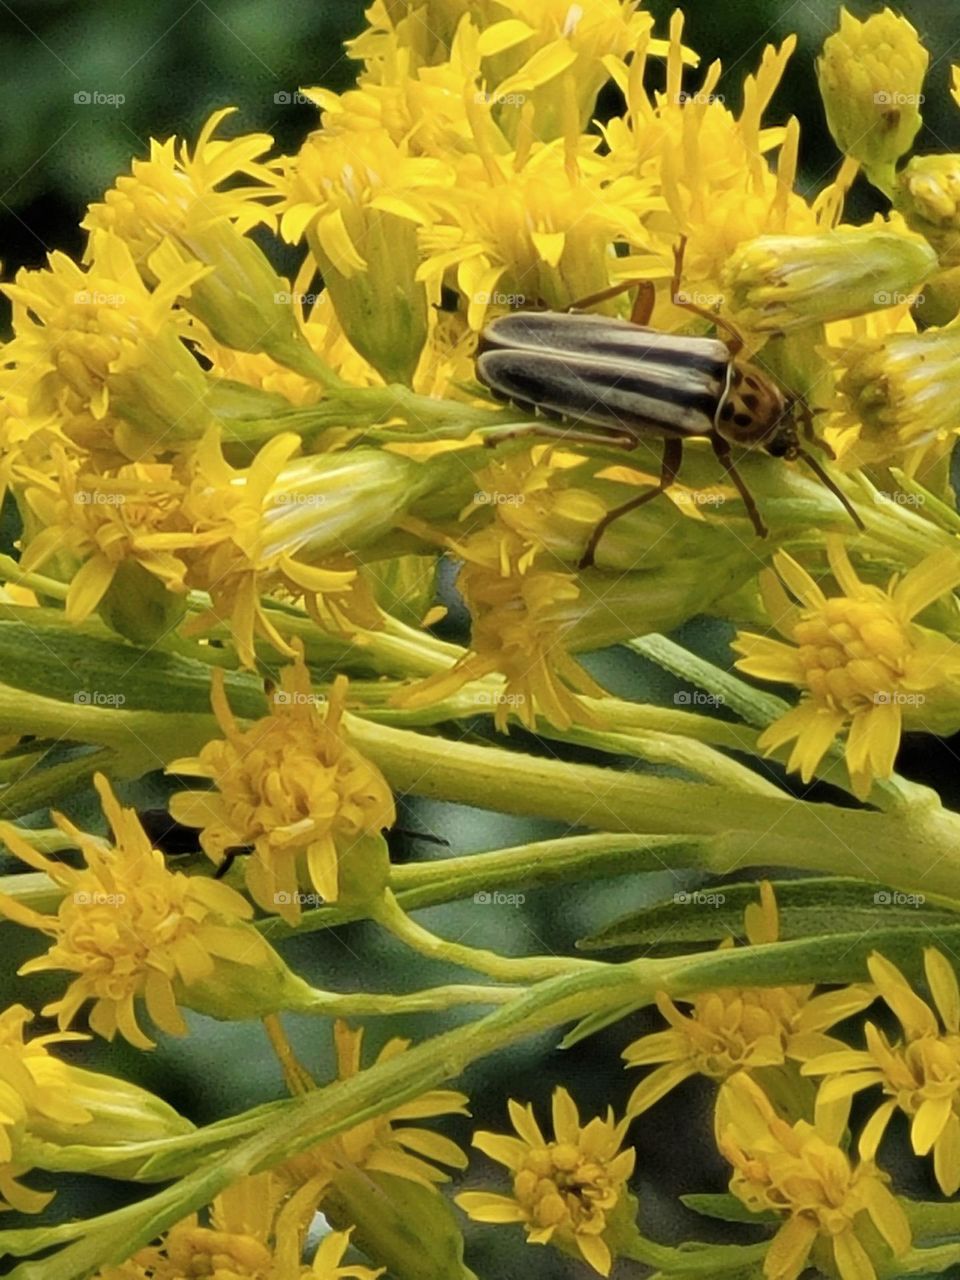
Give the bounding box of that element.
[1,2,959,1276]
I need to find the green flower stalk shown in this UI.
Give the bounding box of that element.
[722,228,936,332]
[817,7,929,191]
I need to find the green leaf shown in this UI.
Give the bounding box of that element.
[680,1194,778,1226]
[579,876,958,952]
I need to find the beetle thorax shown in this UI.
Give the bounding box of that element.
[715,360,789,450]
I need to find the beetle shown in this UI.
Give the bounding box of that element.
[475,241,863,568]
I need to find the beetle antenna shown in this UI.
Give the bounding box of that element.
[796,449,865,530]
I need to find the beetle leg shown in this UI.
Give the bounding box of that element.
[671,237,746,355]
[711,437,768,537]
[483,422,638,450]
[564,277,656,325]
[579,436,684,569]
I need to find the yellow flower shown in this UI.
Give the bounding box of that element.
[803,948,960,1195]
[0,773,263,1050]
[474,0,660,143]
[603,15,818,293]
[456,1086,635,1277]
[395,525,605,731]
[274,129,448,382]
[83,107,274,259]
[168,663,396,923]
[896,153,960,267]
[281,1019,468,1194]
[832,324,960,470]
[817,8,928,188]
[733,539,960,798]
[175,429,360,668]
[717,1073,911,1280]
[623,883,875,1115]
[95,1172,304,1280]
[2,230,213,457]
[305,1229,383,1280]
[418,139,651,331]
[18,453,189,624]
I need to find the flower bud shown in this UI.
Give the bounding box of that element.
[895,154,960,266]
[178,926,323,1023]
[834,326,960,464]
[817,8,928,187]
[723,228,935,332]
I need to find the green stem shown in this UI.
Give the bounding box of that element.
[372,888,600,982]
[295,980,523,1015]
[343,715,960,900]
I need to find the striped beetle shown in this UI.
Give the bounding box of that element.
[476,243,862,568]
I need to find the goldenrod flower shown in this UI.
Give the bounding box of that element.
[623,883,874,1115]
[3,231,213,457]
[604,16,816,290]
[456,1086,635,1276]
[817,8,928,188]
[84,107,274,258]
[722,225,935,333]
[418,140,650,330]
[475,0,659,143]
[395,526,605,731]
[733,540,960,798]
[274,130,447,382]
[832,324,960,470]
[305,1229,383,1280]
[0,774,264,1049]
[95,1172,301,1280]
[896,154,960,266]
[717,1073,911,1280]
[282,1020,468,1193]
[175,430,359,667]
[804,948,960,1195]
[168,664,396,923]
[18,453,189,624]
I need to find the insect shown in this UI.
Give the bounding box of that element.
[475,241,863,568]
